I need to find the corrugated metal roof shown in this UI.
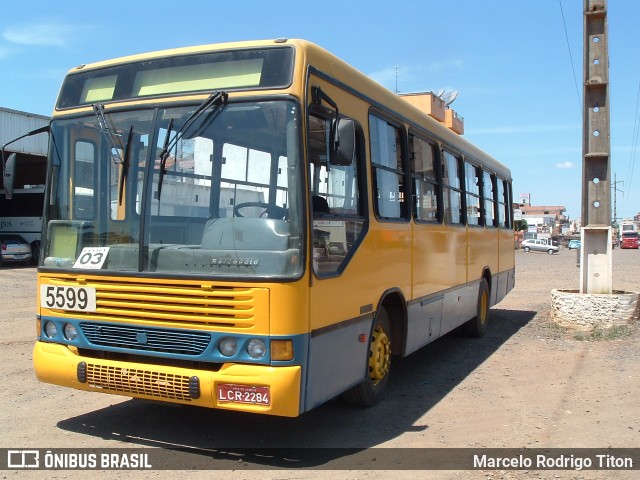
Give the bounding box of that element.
[0,107,50,156]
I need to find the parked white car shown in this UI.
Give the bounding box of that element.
[0,234,33,266]
[521,239,559,255]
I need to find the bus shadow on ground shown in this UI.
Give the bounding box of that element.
[57,307,535,469]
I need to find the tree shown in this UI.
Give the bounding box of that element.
[515,219,528,232]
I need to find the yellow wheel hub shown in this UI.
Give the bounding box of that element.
[479,290,488,325]
[369,325,391,383]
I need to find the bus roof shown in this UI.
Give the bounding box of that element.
[61,38,510,179]
[65,39,289,73]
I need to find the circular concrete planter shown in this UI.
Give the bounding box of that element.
[551,289,640,330]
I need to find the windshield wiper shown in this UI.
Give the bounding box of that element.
[156,91,227,200]
[117,126,134,206]
[92,103,123,164]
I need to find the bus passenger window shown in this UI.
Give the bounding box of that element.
[465,162,481,226]
[497,178,509,228]
[442,150,463,225]
[410,134,439,223]
[369,114,407,220]
[483,171,496,227]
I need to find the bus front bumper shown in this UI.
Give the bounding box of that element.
[33,341,302,417]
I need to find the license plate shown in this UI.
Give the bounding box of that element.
[40,285,97,312]
[217,384,271,406]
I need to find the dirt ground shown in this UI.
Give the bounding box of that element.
[1,247,639,480]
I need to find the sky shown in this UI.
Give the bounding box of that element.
[0,0,638,221]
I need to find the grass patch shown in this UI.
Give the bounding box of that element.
[546,321,569,334]
[574,325,635,341]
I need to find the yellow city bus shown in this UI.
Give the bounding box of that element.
[29,39,514,417]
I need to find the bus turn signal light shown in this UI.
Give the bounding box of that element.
[271,340,293,361]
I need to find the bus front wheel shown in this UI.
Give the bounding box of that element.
[342,308,392,407]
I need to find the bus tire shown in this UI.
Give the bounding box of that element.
[342,308,392,407]
[465,278,490,338]
[31,241,41,265]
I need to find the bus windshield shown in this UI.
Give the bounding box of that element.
[42,99,304,278]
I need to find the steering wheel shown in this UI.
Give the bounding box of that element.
[233,201,288,220]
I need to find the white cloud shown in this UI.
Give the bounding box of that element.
[555,161,575,169]
[2,22,87,48]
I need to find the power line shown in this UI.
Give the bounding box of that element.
[626,79,640,202]
[612,172,624,225]
[558,0,582,116]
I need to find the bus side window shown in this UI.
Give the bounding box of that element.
[409,134,440,223]
[308,114,362,217]
[369,114,407,220]
[308,113,365,275]
[506,180,513,228]
[483,171,496,227]
[497,177,509,228]
[308,114,332,216]
[442,150,464,225]
[464,161,481,226]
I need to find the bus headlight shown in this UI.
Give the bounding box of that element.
[44,321,58,338]
[64,323,78,341]
[218,337,238,357]
[247,338,267,359]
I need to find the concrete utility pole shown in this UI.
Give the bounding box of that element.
[580,0,612,294]
[553,0,638,331]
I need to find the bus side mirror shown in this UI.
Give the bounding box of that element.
[332,118,356,166]
[3,153,16,200]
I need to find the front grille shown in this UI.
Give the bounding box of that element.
[85,363,194,401]
[41,276,269,329]
[80,323,211,355]
[91,281,259,326]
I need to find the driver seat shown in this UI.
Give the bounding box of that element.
[312,195,330,214]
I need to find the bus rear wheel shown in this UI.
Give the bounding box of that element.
[342,308,392,407]
[465,278,490,338]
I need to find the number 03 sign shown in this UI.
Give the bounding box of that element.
[73,247,110,269]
